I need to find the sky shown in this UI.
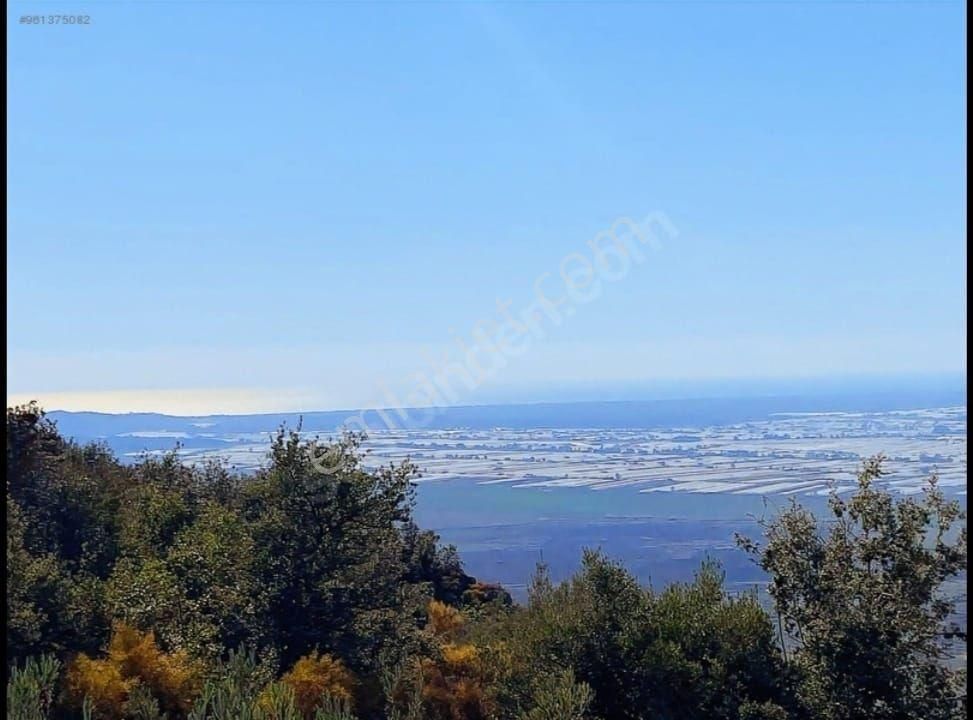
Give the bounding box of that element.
[6,0,967,414]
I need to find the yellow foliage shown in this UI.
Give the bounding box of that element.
[427,600,465,640]
[107,622,200,713]
[441,643,478,671]
[65,654,133,719]
[419,601,499,719]
[64,622,200,718]
[278,651,356,718]
[420,642,495,720]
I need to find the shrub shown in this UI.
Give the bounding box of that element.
[188,646,275,720]
[107,622,201,713]
[277,652,356,719]
[66,654,132,719]
[256,682,303,720]
[6,654,62,720]
[125,683,166,720]
[519,668,595,720]
[440,643,478,672]
[421,642,496,720]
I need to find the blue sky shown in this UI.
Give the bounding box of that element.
[7,1,966,414]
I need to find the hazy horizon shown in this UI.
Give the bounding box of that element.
[8,1,966,415]
[10,371,966,417]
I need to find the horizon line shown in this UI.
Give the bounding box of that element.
[13,372,967,420]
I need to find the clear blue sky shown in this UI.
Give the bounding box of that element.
[7,1,966,414]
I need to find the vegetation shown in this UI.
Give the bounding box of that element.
[6,403,967,719]
[736,456,968,719]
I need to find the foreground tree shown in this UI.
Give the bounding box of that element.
[737,456,967,720]
[244,429,426,677]
[480,552,793,720]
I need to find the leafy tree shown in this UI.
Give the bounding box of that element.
[486,552,792,720]
[737,456,967,720]
[401,524,474,607]
[116,479,194,561]
[6,404,75,558]
[166,503,267,660]
[6,404,132,662]
[245,430,423,673]
[104,557,191,649]
[6,493,69,664]
[7,404,127,576]
[631,561,791,719]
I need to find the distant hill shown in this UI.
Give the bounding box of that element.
[46,384,968,444]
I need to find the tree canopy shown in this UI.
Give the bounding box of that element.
[6,403,966,720]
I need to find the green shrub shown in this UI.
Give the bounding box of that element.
[6,654,61,720]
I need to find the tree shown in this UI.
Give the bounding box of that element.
[245,429,424,673]
[166,503,268,660]
[401,523,474,607]
[6,493,67,664]
[484,552,791,720]
[6,403,128,577]
[737,456,967,720]
[6,404,130,662]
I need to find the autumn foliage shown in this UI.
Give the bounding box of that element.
[426,600,465,640]
[64,622,201,717]
[65,655,131,719]
[418,601,499,720]
[277,651,356,718]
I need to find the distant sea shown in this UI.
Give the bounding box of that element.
[46,372,967,448]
